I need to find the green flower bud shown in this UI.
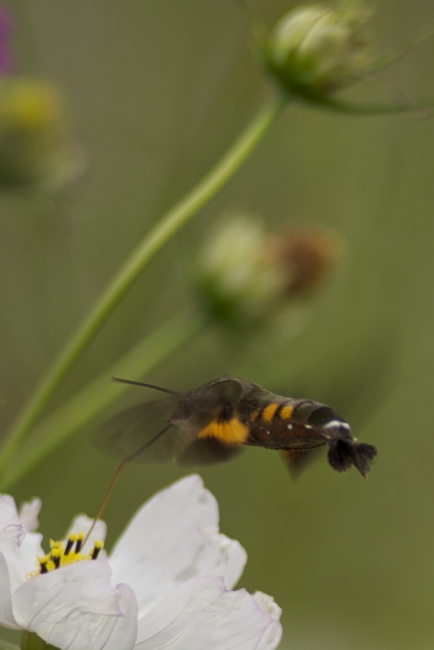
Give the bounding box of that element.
[196,214,345,330]
[0,78,84,190]
[197,214,286,329]
[264,3,371,99]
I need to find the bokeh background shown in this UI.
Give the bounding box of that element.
[1,0,434,648]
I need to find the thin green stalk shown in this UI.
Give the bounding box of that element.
[21,632,57,650]
[316,95,434,115]
[2,311,203,489]
[0,93,286,481]
[368,25,434,76]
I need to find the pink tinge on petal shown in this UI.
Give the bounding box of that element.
[0,530,44,593]
[13,560,135,650]
[110,475,247,616]
[15,532,44,580]
[0,551,19,629]
[0,495,24,546]
[135,575,282,650]
[100,583,138,650]
[254,592,283,650]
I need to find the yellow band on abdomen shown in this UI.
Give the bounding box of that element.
[198,418,249,444]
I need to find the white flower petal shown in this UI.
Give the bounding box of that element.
[0,552,18,629]
[16,533,45,578]
[19,498,42,533]
[110,475,246,615]
[135,575,282,650]
[100,583,138,650]
[254,592,283,650]
[0,496,24,546]
[13,560,131,650]
[0,532,44,592]
[66,514,107,555]
[198,525,247,589]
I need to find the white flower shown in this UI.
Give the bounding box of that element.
[0,475,282,650]
[0,495,40,545]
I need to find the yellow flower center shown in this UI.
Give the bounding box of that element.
[26,533,104,579]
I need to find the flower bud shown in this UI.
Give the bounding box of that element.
[268,228,346,294]
[196,214,286,329]
[196,214,345,330]
[0,78,84,189]
[264,3,371,98]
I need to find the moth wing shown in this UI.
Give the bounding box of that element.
[176,437,243,467]
[191,377,245,423]
[96,398,197,464]
[174,378,245,466]
[206,377,244,404]
[281,444,326,479]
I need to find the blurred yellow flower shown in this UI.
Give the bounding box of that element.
[0,78,84,190]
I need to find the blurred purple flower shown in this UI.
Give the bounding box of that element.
[0,4,15,75]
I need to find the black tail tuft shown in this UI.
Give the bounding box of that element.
[327,439,377,478]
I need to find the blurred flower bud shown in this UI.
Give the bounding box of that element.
[197,215,285,329]
[268,228,346,294]
[196,214,345,330]
[0,78,84,190]
[264,3,371,98]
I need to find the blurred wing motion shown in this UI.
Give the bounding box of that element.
[280,445,326,479]
[177,437,242,466]
[96,398,193,464]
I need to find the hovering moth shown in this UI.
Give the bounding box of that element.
[100,376,377,478]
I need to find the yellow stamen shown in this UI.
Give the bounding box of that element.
[26,532,104,579]
[75,532,84,553]
[64,533,76,556]
[91,540,104,560]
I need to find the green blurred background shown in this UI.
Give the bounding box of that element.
[1,0,434,648]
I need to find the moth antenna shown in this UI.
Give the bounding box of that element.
[112,376,182,396]
[83,423,173,547]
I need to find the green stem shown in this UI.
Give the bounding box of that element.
[0,93,285,481]
[21,632,58,650]
[2,311,203,489]
[0,640,20,650]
